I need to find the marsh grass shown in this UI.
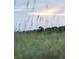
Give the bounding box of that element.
[14,31,65,59]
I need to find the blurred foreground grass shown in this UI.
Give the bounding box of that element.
[14,31,65,59]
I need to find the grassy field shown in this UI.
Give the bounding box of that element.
[14,31,65,59]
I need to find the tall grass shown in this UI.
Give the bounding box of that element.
[14,31,65,59]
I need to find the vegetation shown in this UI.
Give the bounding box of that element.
[18,26,65,33]
[14,26,65,59]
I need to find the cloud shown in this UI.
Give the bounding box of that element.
[30,13,64,16]
[30,7,64,16]
[14,5,26,12]
[14,8,25,12]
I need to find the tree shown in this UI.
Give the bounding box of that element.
[38,26,44,31]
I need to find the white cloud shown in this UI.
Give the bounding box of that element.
[30,12,64,16]
[14,8,25,12]
[14,5,26,12]
[30,7,65,16]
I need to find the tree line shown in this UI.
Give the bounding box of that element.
[21,26,65,33]
[36,26,65,32]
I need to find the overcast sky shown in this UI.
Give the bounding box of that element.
[14,0,65,31]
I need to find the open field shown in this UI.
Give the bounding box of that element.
[14,31,65,59]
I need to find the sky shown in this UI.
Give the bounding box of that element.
[14,0,65,31]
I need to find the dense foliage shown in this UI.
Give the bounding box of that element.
[19,26,65,33]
